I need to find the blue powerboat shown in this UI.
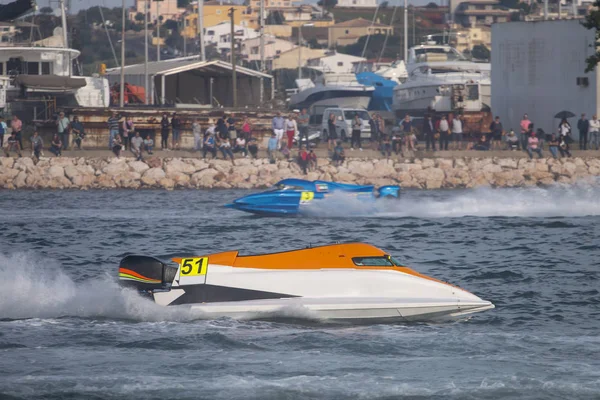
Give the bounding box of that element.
[225,179,400,216]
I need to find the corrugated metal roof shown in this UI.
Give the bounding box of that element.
[105,56,201,76]
[106,58,272,79]
[158,60,272,79]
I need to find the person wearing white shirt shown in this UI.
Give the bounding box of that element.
[452,115,463,150]
[589,115,600,150]
[438,115,450,150]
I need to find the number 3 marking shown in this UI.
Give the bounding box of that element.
[300,191,314,203]
[180,258,208,276]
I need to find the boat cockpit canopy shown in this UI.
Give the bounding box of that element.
[352,255,403,267]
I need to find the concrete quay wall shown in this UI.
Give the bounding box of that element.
[1,156,599,190]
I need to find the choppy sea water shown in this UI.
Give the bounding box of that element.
[1,184,599,400]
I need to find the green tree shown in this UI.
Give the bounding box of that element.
[39,6,54,14]
[425,2,438,8]
[135,12,144,22]
[582,0,600,72]
[471,44,490,61]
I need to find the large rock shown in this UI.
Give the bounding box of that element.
[102,161,129,177]
[0,158,14,168]
[165,158,196,175]
[129,160,150,174]
[141,167,166,186]
[48,165,65,179]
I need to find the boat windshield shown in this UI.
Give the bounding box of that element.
[352,256,394,266]
[352,255,403,267]
[267,183,306,192]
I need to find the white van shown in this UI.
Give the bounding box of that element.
[321,108,372,141]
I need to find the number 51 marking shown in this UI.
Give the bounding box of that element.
[179,258,208,276]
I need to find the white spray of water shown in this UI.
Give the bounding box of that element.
[304,181,600,218]
[0,252,324,322]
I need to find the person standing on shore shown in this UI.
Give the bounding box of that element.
[285,113,298,150]
[578,113,589,150]
[489,116,503,151]
[107,112,120,150]
[520,114,531,151]
[400,114,412,151]
[589,114,600,150]
[227,113,237,147]
[548,134,560,159]
[351,113,363,151]
[241,116,252,140]
[438,115,450,150]
[272,112,285,149]
[297,109,310,148]
[160,113,170,150]
[122,116,135,151]
[171,112,181,150]
[369,113,379,149]
[11,115,24,151]
[192,118,202,152]
[56,112,70,151]
[422,114,435,151]
[327,113,338,151]
[452,114,464,150]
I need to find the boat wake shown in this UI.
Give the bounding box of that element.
[303,181,600,218]
[0,252,323,323]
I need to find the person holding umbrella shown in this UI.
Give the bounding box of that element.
[558,118,572,138]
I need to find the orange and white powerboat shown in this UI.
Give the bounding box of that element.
[118,243,494,322]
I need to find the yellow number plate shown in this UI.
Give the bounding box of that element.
[179,258,208,276]
[300,191,314,202]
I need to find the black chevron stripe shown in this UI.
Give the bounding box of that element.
[168,284,298,306]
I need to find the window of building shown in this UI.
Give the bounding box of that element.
[207,30,215,35]
[337,61,343,66]
[0,63,3,75]
[6,57,22,75]
[26,62,39,75]
[345,29,349,34]
[41,62,50,75]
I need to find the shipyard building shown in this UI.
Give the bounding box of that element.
[491,19,599,139]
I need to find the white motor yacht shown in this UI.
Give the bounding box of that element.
[393,44,490,118]
[288,73,374,111]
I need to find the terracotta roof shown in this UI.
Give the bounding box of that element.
[331,17,391,28]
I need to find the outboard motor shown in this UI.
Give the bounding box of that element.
[378,185,401,199]
[118,255,178,292]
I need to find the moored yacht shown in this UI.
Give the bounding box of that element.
[393,44,491,119]
[288,73,374,111]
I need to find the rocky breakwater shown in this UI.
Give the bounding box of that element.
[1,156,600,190]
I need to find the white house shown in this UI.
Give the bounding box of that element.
[204,22,259,54]
[491,19,599,140]
[336,0,377,7]
[306,52,367,74]
[241,35,296,69]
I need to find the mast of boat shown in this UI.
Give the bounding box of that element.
[357,2,380,72]
[198,0,206,61]
[119,0,126,107]
[378,1,399,64]
[59,0,71,76]
[259,0,264,103]
[144,0,150,104]
[403,0,408,62]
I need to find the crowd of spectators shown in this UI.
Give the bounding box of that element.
[2,109,597,167]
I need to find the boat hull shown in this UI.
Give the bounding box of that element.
[289,86,374,110]
[186,297,495,322]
